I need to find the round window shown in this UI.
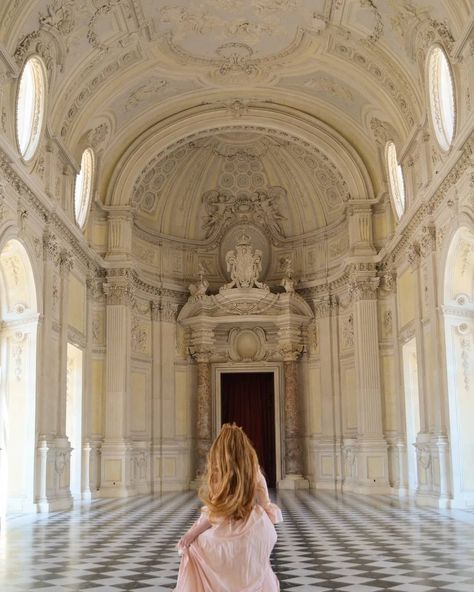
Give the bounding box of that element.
[386,141,406,219]
[428,46,455,151]
[74,148,95,228]
[16,56,47,161]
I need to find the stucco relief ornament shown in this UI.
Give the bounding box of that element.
[220,231,268,291]
[280,256,295,293]
[189,263,209,298]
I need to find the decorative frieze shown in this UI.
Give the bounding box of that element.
[283,360,303,475]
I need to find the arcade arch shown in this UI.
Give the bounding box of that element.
[0,238,39,514]
[443,225,474,507]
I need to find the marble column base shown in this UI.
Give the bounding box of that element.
[278,474,310,490]
[415,491,451,509]
[99,441,136,498]
[353,438,390,494]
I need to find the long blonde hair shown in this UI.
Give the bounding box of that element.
[200,423,259,522]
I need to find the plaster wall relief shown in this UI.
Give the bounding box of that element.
[131,311,151,357]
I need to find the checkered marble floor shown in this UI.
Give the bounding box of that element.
[1,490,474,592]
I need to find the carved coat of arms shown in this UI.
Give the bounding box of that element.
[221,232,268,291]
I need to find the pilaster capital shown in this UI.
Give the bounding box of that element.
[377,264,396,293]
[86,271,104,300]
[348,277,380,301]
[104,268,134,306]
[407,241,421,267]
[160,300,179,323]
[151,300,161,321]
[419,225,437,258]
[313,295,338,319]
[43,230,60,264]
[104,283,134,306]
[59,249,74,275]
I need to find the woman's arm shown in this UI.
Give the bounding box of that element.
[256,468,283,524]
[178,515,211,548]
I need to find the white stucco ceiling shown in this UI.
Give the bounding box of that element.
[2,0,470,239]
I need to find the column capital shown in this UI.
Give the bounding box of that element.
[348,277,379,301]
[378,266,396,293]
[313,295,338,318]
[86,272,104,300]
[419,225,437,258]
[43,230,60,264]
[280,344,303,362]
[151,300,161,321]
[160,300,179,323]
[104,269,135,306]
[59,249,74,275]
[189,347,212,363]
[407,241,421,268]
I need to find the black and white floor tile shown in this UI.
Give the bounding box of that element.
[1,490,474,591]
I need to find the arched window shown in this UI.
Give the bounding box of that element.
[74,148,95,228]
[428,46,455,151]
[16,56,46,161]
[385,141,406,219]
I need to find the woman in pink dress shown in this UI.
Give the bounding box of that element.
[174,423,282,592]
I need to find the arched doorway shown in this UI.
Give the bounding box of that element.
[443,226,474,508]
[0,239,39,514]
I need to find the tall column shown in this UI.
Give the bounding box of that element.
[54,249,74,507]
[195,357,212,478]
[159,299,179,492]
[189,324,214,486]
[40,231,60,437]
[350,273,390,493]
[283,358,302,473]
[312,296,344,490]
[151,300,162,493]
[379,270,407,494]
[407,241,434,501]
[57,250,73,436]
[100,270,134,497]
[37,231,73,511]
[419,226,450,506]
[279,322,309,490]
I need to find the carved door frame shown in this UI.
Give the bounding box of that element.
[213,362,283,485]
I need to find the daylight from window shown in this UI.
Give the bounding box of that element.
[429,46,455,151]
[16,56,46,160]
[74,148,94,228]
[386,141,406,219]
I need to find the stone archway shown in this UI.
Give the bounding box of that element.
[0,239,39,514]
[442,226,474,508]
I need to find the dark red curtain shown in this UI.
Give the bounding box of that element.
[221,372,276,487]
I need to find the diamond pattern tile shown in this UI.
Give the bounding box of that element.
[1,490,474,591]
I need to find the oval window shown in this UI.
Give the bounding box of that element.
[386,141,406,219]
[74,148,95,228]
[16,56,47,161]
[428,46,455,151]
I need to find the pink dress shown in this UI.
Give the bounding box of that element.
[174,472,282,592]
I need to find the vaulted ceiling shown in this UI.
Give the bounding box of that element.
[2,0,471,240]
